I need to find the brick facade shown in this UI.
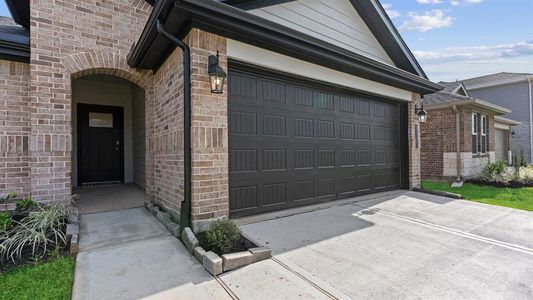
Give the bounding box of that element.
[188,29,229,228]
[29,0,152,203]
[421,105,497,179]
[0,60,31,196]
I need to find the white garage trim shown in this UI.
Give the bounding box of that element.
[227,39,413,101]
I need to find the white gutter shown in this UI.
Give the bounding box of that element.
[527,76,533,163]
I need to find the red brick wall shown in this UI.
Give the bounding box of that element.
[0,60,31,197]
[421,105,497,179]
[420,108,446,178]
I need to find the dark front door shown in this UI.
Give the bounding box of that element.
[78,104,124,185]
[228,63,406,217]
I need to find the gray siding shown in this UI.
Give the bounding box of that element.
[468,82,531,163]
[249,0,395,66]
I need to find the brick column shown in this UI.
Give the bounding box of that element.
[409,93,422,189]
[187,29,229,232]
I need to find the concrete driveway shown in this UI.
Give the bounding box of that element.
[239,191,533,299]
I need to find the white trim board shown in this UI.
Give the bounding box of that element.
[227,39,413,101]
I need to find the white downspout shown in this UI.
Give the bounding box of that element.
[528,77,533,163]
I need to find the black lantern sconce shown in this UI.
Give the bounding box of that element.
[415,101,428,123]
[511,130,516,137]
[208,51,227,94]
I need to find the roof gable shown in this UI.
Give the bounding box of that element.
[130,0,441,94]
[453,83,469,97]
[245,0,395,66]
[220,0,426,78]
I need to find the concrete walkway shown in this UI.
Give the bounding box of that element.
[72,208,229,300]
[72,207,332,300]
[74,184,147,214]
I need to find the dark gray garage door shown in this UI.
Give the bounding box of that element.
[228,64,406,217]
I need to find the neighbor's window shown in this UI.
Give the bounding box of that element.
[481,115,488,153]
[471,113,478,154]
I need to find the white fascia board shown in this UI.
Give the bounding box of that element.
[227,39,413,101]
[494,116,521,126]
[494,123,510,130]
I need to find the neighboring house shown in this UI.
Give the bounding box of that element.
[458,73,533,164]
[420,82,520,180]
[0,0,441,230]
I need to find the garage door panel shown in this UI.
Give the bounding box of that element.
[229,67,405,217]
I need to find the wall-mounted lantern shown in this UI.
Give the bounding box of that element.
[208,51,227,94]
[415,102,428,123]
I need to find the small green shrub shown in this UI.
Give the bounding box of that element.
[0,212,12,232]
[0,204,69,263]
[15,197,38,213]
[197,219,241,255]
[514,149,527,167]
[482,160,507,178]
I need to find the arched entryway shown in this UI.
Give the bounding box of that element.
[71,74,148,213]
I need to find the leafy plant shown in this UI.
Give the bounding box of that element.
[482,160,508,178]
[0,204,69,263]
[0,212,12,233]
[513,149,527,177]
[15,197,38,213]
[197,219,241,255]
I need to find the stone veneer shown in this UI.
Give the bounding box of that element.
[443,152,496,178]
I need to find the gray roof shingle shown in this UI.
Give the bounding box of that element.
[444,72,532,88]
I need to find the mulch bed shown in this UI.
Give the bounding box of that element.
[196,232,256,256]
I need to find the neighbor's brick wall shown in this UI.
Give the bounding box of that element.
[28,0,153,202]
[0,60,31,197]
[421,105,497,179]
[420,107,457,179]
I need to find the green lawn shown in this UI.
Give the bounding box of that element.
[422,181,533,212]
[0,256,74,300]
